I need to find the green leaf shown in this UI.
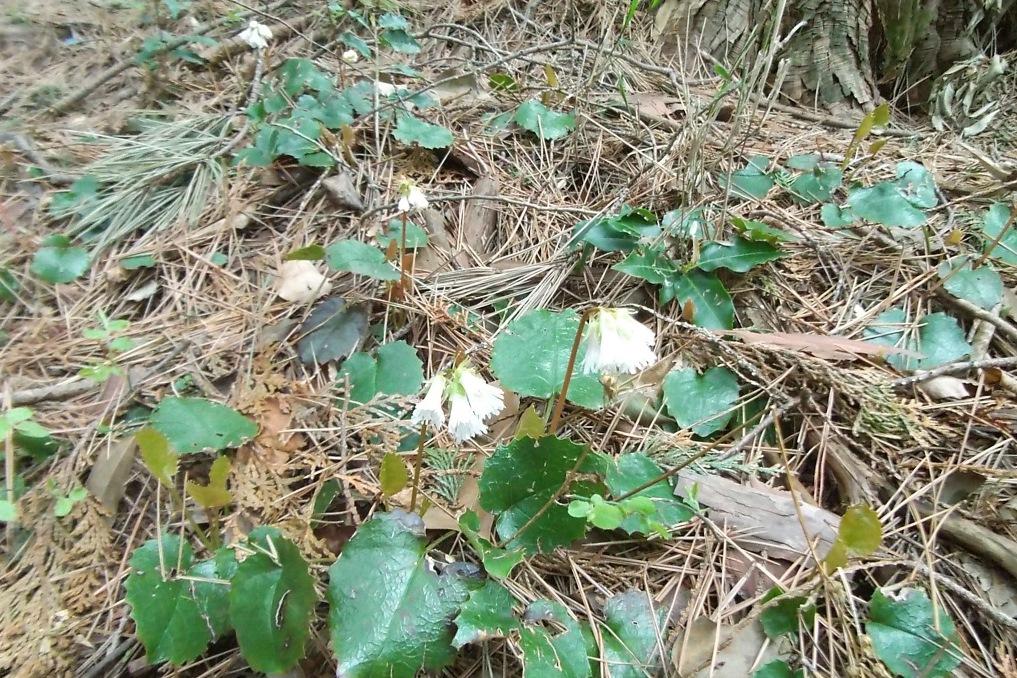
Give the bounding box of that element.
[573,206,660,252]
[519,600,592,678]
[491,309,605,409]
[613,247,677,284]
[0,499,16,522]
[49,175,99,215]
[515,405,547,440]
[894,161,938,209]
[660,270,734,329]
[453,580,518,648]
[378,12,408,29]
[585,495,624,529]
[459,510,525,579]
[754,659,802,678]
[847,182,927,226]
[285,244,326,261]
[229,527,316,673]
[759,588,815,639]
[837,504,883,554]
[489,72,519,92]
[279,58,333,96]
[821,203,857,228]
[787,165,842,204]
[119,254,156,270]
[380,452,409,496]
[393,112,454,148]
[981,203,1016,265]
[340,31,371,57]
[337,340,424,404]
[136,427,178,486]
[185,456,232,508]
[697,237,782,273]
[375,340,425,395]
[662,207,709,239]
[296,296,368,365]
[125,534,211,664]
[938,257,1002,310]
[328,511,470,676]
[867,588,960,678]
[865,310,970,371]
[605,453,692,534]
[601,591,663,678]
[53,485,88,517]
[336,352,378,404]
[0,267,18,303]
[381,28,420,54]
[663,367,739,436]
[479,436,604,554]
[187,548,237,640]
[731,217,795,243]
[377,219,429,249]
[325,239,401,280]
[726,155,773,200]
[150,397,257,454]
[515,100,576,140]
[31,235,90,284]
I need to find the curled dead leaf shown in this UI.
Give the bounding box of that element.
[277,260,332,303]
[916,375,969,400]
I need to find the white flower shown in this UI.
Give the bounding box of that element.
[341,49,360,63]
[410,364,504,443]
[238,20,273,50]
[411,375,447,428]
[396,179,429,213]
[580,307,656,374]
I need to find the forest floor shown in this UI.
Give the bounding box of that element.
[1,1,1016,677]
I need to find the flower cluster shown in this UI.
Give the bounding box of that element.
[411,362,504,443]
[581,307,656,374]
[238,20,273,50]
[397,178,428,213]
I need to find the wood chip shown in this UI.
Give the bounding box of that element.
[86,437,136,512]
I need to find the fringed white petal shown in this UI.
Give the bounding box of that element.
[411,375,446,428]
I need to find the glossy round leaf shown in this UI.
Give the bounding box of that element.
[325,239,401,280]
[479,436,604,554]
[328,511,470,676]
[393,113,454,148]
[663,367,739,436]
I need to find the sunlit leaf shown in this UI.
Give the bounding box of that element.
[150,397,257,454]
[185,456,232,508]
[380,452,409,496]
[136,427,178,486]
[515,100,576,140]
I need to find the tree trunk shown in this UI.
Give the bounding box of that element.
[654,0,1016,109]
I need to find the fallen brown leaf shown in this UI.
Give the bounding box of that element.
[719,328,922,361]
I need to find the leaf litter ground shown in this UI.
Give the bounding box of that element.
[1,1,1016,677]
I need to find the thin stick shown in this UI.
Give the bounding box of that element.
[409,423,427,512]
[549,308,595,434]
[891,356,1017,389]
[4,383,16,548]
[613,396,802,502]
